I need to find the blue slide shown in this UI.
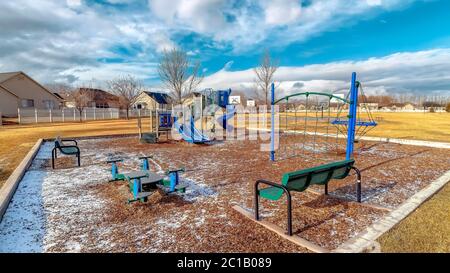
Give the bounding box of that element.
[174,117,211,144]
[217,105,236,132]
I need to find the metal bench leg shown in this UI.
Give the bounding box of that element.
[324,183,328,195]
[254,182,260,221]
[352,166,362,203]
[286,191,292,236]
[77,153,80,167]
[52,148,55,169]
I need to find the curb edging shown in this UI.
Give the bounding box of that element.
[333,169,450,253]
[0,139,43,221]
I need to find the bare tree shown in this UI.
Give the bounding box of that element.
[107,75,143,119]
[254,50,279,105]
[158,48,203,105]
[72,88,94,122]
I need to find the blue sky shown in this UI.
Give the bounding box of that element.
[0,0,450,96]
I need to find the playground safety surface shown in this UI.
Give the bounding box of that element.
[1,135,449,252]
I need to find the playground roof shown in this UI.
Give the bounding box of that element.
[143,91,171,104]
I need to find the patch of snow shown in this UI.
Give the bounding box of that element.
[0,171,46,253]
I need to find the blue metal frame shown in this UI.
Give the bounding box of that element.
[269,73,360,161]
[270,83,275,162]
[139,156,153,171]
[346,72,358,160]
[159,113,172,128]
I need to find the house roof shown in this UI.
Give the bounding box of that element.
[53,93,64,100]
[0,72,21,84]
[0,71,63,101]
[143,91,170,104]
[79,88,120,103]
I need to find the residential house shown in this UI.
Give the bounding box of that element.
[0,71,63,117]
[381,102,417,111]
[132,91,171,110]
[62,88,121,109]
[359,103,379,111]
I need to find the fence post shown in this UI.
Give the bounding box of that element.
[62,109,65,123]
[49,108,53,123]
[35,108,38,124]
[103,109,105,120]
[94,108,96,120]
[0,112,2,126]
[84,109,87,121]
[17,108,21,124]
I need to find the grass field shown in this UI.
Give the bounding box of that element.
[378,183,450,252]
[370,112,450,142]
[0,112,449,252]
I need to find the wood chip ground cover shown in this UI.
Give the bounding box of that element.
[0,136,449,252]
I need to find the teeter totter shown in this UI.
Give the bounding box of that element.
[106,155,187,203]
[233,159,362,253]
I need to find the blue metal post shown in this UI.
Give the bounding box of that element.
[346,72,358,160]
[133,178,139,199]
[169,171,178,192]
[111,163,117,179]
[270,83,275,162]
[190,116,195,142]
[142,158,149,171]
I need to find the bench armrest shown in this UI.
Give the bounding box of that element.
[255,179,289,192]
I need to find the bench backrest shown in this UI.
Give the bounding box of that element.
[54,136,62,148]
[281,159,355,192]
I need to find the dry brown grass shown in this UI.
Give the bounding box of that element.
[370,112,450,142]
[378,183,450,252]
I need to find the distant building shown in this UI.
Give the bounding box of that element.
[62,88,121,109]
[381,102,417,112]
[132,91,171,110]
[0,71,63,117]
[360,103,379,111]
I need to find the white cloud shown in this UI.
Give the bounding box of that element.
[148,0,419,52]
[262,0,302,26]
[0,0,167,85]
[66,0,81,7]
[200,49,450,96]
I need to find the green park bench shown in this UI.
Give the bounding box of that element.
[254,159,362,236]
[52,136,81,169]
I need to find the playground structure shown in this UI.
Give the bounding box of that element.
[175,88,236,143]
[138,88,236,144]
[270,72,377,162]
[138,109,173,143]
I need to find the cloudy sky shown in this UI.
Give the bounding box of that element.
[0,0,449,96]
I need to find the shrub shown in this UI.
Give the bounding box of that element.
[446,103,450,113]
